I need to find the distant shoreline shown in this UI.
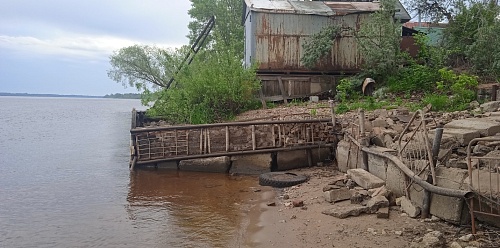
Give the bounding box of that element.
[0,92,141,99]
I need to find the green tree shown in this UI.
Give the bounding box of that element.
[188,0,244,58]
[107,45,187,92]
[357,0,403,81]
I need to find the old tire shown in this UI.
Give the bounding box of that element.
[259,172,308,188]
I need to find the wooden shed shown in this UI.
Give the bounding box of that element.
[242,0,411,102]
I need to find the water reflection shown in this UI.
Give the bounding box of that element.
[127,169,259,247]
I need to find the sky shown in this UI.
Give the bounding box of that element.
[0,0,192,96]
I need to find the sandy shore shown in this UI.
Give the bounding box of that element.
[238,166,472,248]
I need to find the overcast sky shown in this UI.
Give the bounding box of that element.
[0,0,191,96]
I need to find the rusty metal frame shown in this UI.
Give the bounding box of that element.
[467,137,500,234]
[130,118,334,167]
[397,109,436,197]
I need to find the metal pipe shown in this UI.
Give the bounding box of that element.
[431,128,444,166]
[362,146,473,199]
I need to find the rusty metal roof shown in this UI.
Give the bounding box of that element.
[244,0,411,21]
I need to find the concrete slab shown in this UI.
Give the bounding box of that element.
[324,186,352,203]
[179,156,230,173]
[229,154,271,175]
[429,128,480,146]
[322,203,369,219]
[409,167,469,224]
[347,168,385,190]
[386,160,406,197]
[156,161,178,170]
[444,118,500,137]
[336,140,350,173]
[276,150,308,171]
[366,146,396,181]
[311,147,332,166]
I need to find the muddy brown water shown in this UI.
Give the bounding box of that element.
[0,97,262,248]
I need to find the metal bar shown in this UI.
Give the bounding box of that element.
[135,144,335,165]
[131,118,331,133]
[226,126,230,152]
[252,125,256,150]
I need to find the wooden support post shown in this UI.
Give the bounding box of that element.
[207,129,211,154]
[199,129,203,154]
[359,109,366,138]
[259,87,267,109]
[271,125,276,147]
[131,108,137,129]
[251,125,256,150]
[186,131,189,155]
[278,125,282,147]
[329,100,335,128]
[359,109,369,171]
[492,84,498,101]
[225,126,230,152]
[278,77,288,104]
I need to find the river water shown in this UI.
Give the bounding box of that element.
[0,97,260,248]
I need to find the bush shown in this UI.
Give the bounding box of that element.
[386,64,440,93]
[147,50,261,124]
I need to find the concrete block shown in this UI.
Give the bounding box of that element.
[480,101,500,112]
[156,161,178,170]
[444,118,500,137]
[336,140,362,172]
[386,160,406,197]
[311,147,332,165]
[366,146,397,181]
[430,128,480,146]
[229,153,271,175]
[399,196,421,218]
[322,203,369,219]
[324,186,352,203]
[347,168,385,190]
[336,140,350,173]
[364,195,389,213]
[376,207,390,219]
[276,150,308,171]
[179,156,230,173]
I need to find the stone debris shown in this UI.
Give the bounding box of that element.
[398,196,421,218]
[458,234,474,242]
[322,204,370,219]
[363,195,389,213]
[292,200,304,208]
[376,207,390,219]
[266,202,276,206]
[323,186,351,203]
[410,231,446,248]
[347,169,385,190]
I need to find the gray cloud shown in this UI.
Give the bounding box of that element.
[0,0,192,95]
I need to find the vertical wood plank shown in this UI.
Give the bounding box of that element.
[278,77,288,104]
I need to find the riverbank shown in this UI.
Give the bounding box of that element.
[239,167,489,248]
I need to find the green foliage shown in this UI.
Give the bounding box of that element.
[336,77,362,102]
[386,64,440,93]
[188,0,244,59]
[467,22,500,77]
[357,0,402,81]
[301,26,341,68]
[147,49,260,124]
[108,45,186,91]
[434,68,478,111]
[422,94,448,111]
